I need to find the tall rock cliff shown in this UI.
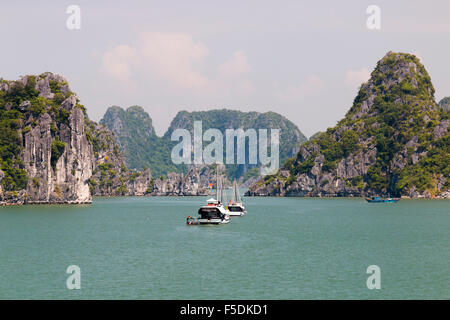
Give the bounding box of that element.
[247,52,449,198]
[0,73,94,204]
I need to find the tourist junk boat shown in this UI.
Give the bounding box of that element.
[366,196,400,203]
[227,180,246,216]
[188,165,230,225]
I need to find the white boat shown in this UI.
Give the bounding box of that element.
[227,180,246,216]
[194,165,230,225]
[197,198,230,225]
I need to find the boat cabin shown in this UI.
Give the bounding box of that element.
[228,204,245,212]
[198,207,223,219]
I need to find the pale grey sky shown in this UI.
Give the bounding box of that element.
[1,0,449,137]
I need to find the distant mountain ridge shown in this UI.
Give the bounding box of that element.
[100,107,308,179]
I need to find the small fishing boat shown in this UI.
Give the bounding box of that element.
[227,180,246,216]
[186,216,198,225]
[366,196,400,203]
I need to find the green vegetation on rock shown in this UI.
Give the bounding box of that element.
[50,138,66,170]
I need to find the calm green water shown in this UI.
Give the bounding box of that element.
[0,197,448,299]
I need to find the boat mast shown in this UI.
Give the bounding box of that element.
[235,180,241,203]
[220,174,224,203]
[216,164,220,201]
[231,180,237,203]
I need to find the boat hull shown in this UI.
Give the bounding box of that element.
[228,211,246,217]
[198,217,230,225]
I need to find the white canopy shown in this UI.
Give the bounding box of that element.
[206,198,219,204]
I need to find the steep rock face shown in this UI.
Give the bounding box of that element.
[0,73,94,204]
[150,165,230,196]
[152,167,207,196]
[86,120,154,197]
[23,100,93,203]
[247,52,449,198]
[129,168,153,195]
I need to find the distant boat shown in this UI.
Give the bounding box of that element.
[227,180,246,216]
[366,196,400,203]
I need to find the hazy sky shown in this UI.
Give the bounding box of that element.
[1,1,449,137]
